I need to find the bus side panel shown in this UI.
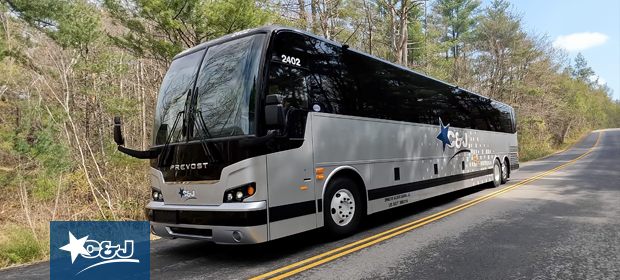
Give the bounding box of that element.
[266,116,317,241]
[311,113,515,215]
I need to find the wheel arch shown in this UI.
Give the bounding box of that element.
[493,156,502,168]
[321,166,368,215]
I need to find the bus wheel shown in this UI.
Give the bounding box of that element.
[501,159,509,184]
[491,159,501,188]
[323,177,362,238]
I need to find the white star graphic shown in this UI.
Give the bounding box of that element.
[59,231,90,263]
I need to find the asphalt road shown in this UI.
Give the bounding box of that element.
[2,129,619,280]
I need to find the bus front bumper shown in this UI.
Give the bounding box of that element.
[146,201,268,244]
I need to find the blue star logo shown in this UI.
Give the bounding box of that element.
[178,188,184,198]
[436,118,451,152]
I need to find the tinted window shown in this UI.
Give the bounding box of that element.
[193,34,265,139]
[153,50,205,145]
[269,31,515,133]
[470,95,491,131]
[266,62,312,139]
[346,53,393,119]
[446,89,472,128]
[267,63,310,110]
[271,32,310,68]
[497,104,513,133]
[271,31,356,115]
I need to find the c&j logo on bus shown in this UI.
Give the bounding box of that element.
[178,188,197,201]
[436,118,470,156]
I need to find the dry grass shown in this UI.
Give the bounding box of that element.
[0,153,152,268]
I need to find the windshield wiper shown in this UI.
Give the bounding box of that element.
[189,87,222,163]
[158,110,184,167]
[195,110,222,163]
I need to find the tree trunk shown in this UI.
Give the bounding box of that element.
[389,0,396,59]
[298,0,307,29]
[363,0,373,55]
[321,0,330,39]
[140,60,147,150]
[311,0,319,34]
[398,13,408,66]
[561,123,571,143]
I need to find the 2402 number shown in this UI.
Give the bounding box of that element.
[281,55,301,66]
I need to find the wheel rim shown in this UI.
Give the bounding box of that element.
[494,162,500,183]
[330,189,355,226]
[502,161,508,180]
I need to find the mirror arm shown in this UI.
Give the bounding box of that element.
[117,146,162,159]
[114,116,161,159]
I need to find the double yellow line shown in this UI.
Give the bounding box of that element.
[250,132,602,280]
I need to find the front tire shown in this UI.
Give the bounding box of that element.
[323,177,362,239]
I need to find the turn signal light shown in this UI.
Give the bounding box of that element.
[247,186,255,195]
[474,156,478,163]
[316,174,325,180]
[316,168,324,174]
[517,152,520,158]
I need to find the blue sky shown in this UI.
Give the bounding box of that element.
[480,0,620,100]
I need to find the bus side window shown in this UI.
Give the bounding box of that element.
[267,63,310,111]
[445,88,470,129]
[266,62,312,139]
[345,52,385,119]
[304,39,356,115]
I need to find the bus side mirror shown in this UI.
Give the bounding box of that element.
[114,116,125,146]
[265,95,284,129]
[112,116,161,159]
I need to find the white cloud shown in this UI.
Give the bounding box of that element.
[553,32,609,51]
[589,76,606,85]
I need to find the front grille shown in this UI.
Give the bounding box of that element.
[150,209,267,227]
[178,210,267,227]
[153,210,177,224]
[169,227,213,237]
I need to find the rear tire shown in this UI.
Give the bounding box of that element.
[323,177,362,239]
[490,159,501,188]
[501,159,509,184]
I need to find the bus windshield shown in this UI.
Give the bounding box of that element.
[191,34,265,140]
[152,34,266,145]
[152,49,204,146]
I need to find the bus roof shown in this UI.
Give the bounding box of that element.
[173,25,512,110]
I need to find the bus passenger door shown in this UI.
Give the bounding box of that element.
[266,112,317,241]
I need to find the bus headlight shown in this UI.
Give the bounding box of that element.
[223,183,256,203]
[151,187,164,202]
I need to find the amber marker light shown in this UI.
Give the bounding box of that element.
[474,156,478,163]
[316,174,325,180]
[247,185,255,195]
[316,168,324,174]
[300,186,308,190]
